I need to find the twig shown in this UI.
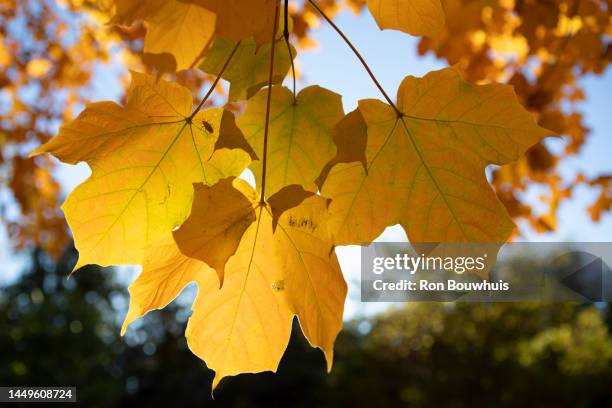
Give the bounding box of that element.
[189,40,242,120]
[259,0,281,204]
[284,0,297,101]
[307,0,402,116]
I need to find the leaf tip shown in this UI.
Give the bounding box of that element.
[328,244,336,258]
[28,144,45,158]
[211,374,224,396]
[325,350,334,373]
[268,185,315,230]
[216,268,225,289]
[69,260,85,277]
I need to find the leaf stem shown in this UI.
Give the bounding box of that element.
[189,40,242,121]
[259,0,281,205]
[284,0,297,101]
[307,0,402,116]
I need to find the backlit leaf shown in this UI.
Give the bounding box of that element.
[121,233,210,336]
[237,86,344,196]
[320,67,551,245]
[173,178,257,284]
[367,0,445,38]
[31,72,251,269]
[112,0,217,71]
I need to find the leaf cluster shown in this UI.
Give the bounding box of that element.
[30,0,555,388]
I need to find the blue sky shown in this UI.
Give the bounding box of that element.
[2,7,611,317]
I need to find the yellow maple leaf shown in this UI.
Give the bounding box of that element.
[30,71,252,269]
[121,233,208,336]
[320,67,551,245]
[366,0,446,38]
[173,178,257,284]
[112,0,217,71]
[237,85,344,196]
[123,177,346,389]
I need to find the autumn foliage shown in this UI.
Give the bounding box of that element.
[2,0,611,389]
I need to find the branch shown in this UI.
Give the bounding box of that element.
[259,0,281,204]
[307,0,402,117]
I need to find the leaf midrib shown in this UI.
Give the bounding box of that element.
[398,116,469,240]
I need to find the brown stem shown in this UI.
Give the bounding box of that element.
[284,0,297,100]
[259,0,281,204]
[189,40,242,120]
[307,0,402,116]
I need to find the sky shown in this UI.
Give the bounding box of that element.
[1,7,611,318]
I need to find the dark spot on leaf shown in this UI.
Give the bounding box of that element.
[288,216,316,232]
[271,280,285,292]
[202,120,214,133]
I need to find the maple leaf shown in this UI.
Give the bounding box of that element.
[30,72,252,269]
[237,85,344,196]
[121,233,206,337]
[112,0,217,71]
[319,67,552,245]
[200,36,296,102]
[123,177,346,389]
[173,178,256,284]
[112,0,276,71]
[366,0,445,38]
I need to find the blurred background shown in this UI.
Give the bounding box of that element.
[1,0,611,406]
[2,247,612,406]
